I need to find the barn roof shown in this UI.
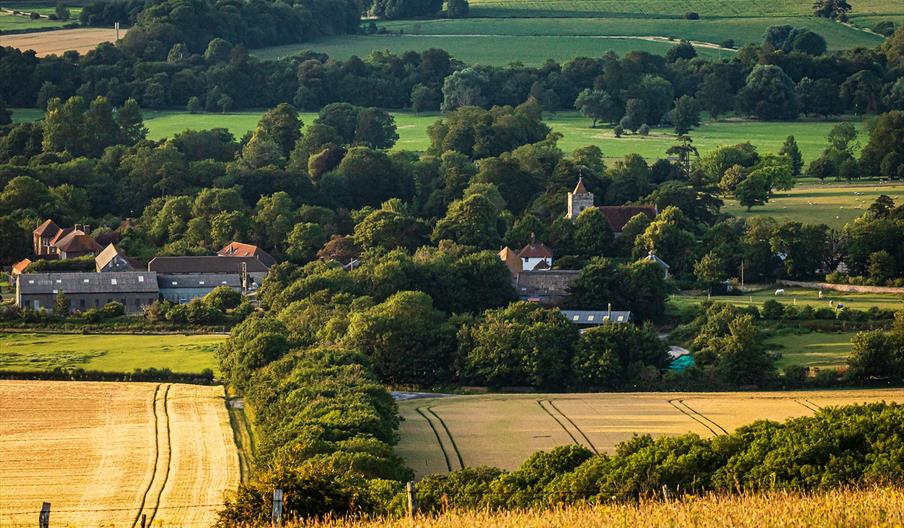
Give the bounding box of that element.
[17,272,159,294]
[94,244,128,270]
[560,309,633,325]
[11,259,32,275]
[598,205,658,233]
[148,256,269,274]
[157,273,243,289]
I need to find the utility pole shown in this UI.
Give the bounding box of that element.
[406,481,418,519]
[39,503,50,528]
[271,489,284,528]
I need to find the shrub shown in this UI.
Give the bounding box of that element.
[101,301,125,318]
[638,124,650,136]
[761,299,784,319]
[721,39,735,49]
[684,12,700,19]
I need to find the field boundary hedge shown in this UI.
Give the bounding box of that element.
[0,368,216,384]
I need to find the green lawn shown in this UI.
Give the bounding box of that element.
[0,11,66,30]
[376,16,882,50]
[767,329,857,369]
[672,287,904,312]
[724,182,904,228]
[252,33,726,65]
[11,107,869,166]
[0,332,225,374]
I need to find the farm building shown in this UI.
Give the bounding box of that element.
[10,258,31,276]
[15,272,159,314]
[157,273,244,304]
[95,244,136,272]
[515,270,580,306]
[147,256,269,285]
[564,179,657,233]
[560,309,633,326]
[218,241,277,268]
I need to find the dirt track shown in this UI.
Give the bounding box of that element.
[0,28,125,56]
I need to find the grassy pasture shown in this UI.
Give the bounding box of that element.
[396,389,904,477]
[299,487,904,528]
[377,16,883,50]
[0,380,240,527]
[767,330,858,369]
[672,286,904,312]
[723,182,904,228]
[464,0,903,20]
[252,33,726,65]
[0,11,65,30]
[0,332,225,374]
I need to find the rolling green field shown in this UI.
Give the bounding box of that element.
[0,1,82,30]
[0,332,225,374]
[11,107,865,163]
[0,11,66,30]
[253,0,902,65]
[672,287,904,312]
[768,330,858,369]
[376,16,883,51]
[724,182,904,228]
[252,34,726,65]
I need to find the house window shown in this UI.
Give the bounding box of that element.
[199,281,205,285]
[95,299,100,307]
[587,315,594,321]
[617,315,625,322]
[572,315,579,321]
[121,298,126,306]
[135,298,141,306]
[79,299,85,308]
[111,278,117,285]
[83,279,90,283]
[138,276,144,282]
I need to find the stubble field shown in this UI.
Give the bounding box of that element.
[397,389,904,477]
[0,27,121,56]
[0,380,240,527]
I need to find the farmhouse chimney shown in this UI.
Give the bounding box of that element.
[84,225,91,235]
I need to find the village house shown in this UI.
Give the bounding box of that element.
[560,307,634,327]
[565,179,658,233]
[10,258,31,276]
[32,220,102,259]
[517,235,553,271]
[15,272,159,314]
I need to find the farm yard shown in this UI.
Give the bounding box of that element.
[0,380,240,527]
[396,389,904,477]
[0,333,225,374]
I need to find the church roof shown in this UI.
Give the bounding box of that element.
[573,177,589,194]
[598,205,658,233]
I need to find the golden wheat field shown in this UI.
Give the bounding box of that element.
[0,380,240,528]
[0,28,124,57]
[295,487,904,528]
[397,389,904,477]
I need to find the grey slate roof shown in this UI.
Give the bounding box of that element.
[560,309,633,325]
[157,273,243,289]
[148,256,269,274]
[17,272,159,294]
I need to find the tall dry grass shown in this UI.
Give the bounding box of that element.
[293,487,904,528]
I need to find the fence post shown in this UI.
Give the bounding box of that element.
[271,489,284,528]
[406,481,418,519]
[38,502,50,528]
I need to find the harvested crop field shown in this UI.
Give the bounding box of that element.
[0,28,123,56]
[397,389,904,477]
[0,380,240,527]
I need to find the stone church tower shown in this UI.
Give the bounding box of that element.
[566,178,594,220]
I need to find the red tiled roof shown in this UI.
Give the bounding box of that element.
[218,241,276,267]
[518,241,553,259]
[34,219,60,237]
[55,232,102,254]
[599,205,658,233]
[49,227,74,246]
[11,258,31,275]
